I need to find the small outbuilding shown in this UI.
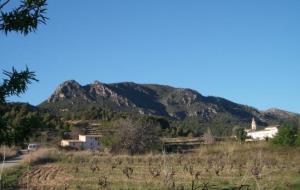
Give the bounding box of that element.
[61,134,102,150]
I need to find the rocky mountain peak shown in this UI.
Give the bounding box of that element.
[264,108,299,119]
[92,80,103,86]
[61,80,81,87]
[47,80,87,103]
[41,80,299,126]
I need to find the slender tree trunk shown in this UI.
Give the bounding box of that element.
[0,145,6,188]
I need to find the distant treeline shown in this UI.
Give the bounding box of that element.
[1,103,300,149]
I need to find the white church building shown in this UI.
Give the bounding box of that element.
[245,118,279,141]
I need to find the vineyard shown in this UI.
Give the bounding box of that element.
[19,165,69,189]
[4,142,300,190]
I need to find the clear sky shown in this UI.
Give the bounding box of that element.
[1,0,300,113]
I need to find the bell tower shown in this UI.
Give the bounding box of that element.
[251,118,257,131]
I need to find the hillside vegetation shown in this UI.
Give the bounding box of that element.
[39,80,300,136]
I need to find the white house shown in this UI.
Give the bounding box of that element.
[61,139,83,149]
[61,134,102,150]
[245,118,279,141]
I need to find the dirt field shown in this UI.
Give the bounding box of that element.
[6,142,300,190]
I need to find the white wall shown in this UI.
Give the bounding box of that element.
[80,135,100,150]
[247,128,278,140]
[79,135,86,142]
[61,140,83,149]
[61,135,101,150]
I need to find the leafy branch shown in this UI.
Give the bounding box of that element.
[0,0,48,35]
[0,67,38,104]
[0,0,10,10]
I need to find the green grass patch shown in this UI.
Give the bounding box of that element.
[1,165,26,190]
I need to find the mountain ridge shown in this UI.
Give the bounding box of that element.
[39,80,299,129]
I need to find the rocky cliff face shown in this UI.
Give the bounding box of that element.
[48,80,87,102]
[40,80,299,125]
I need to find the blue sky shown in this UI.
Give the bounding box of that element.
[1,0,300,113]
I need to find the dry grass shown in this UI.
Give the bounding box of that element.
[9,142,300,189]
[22,148,61,165]
[0,146,18,159]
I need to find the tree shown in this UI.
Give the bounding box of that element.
[0,0,48,185]
[203,127,215,145]
[0,0,48,35]
[0,67,38,104]
[298,118,300,133]
[272,124,297,146]
[295,134,300,146]
[112,119,161,154]
[0,68,39,147]
[234,127,247,143]
[2,111,42,146]
[0,0,48,146]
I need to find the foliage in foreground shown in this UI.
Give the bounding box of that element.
[4,143,300,190]
[272,124,299,146]
[0,67,40,146]
[0,0,48,35]
[1,0,49,146]
[1,165,26,189]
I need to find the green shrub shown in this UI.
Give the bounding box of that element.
[295,134,300,146]
[272,124,297,146]
[234,127,247,143]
